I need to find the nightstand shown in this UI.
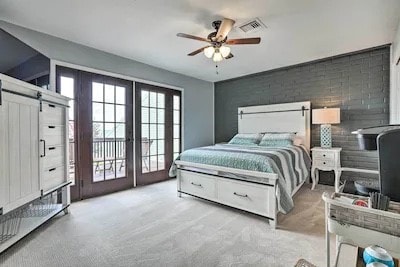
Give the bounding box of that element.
[311,147,342,192]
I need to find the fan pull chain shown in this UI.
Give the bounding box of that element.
[215,64,219,75]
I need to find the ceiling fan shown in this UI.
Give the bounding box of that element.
[177,18,261,62]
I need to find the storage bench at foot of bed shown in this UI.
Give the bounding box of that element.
[177,169,278,228]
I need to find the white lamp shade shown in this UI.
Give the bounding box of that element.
[220,46,231,58]
[204,46,214,58]
[213,52,223,62]
[312,108,340,124]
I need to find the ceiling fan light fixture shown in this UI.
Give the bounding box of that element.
[213,52,223,62]
[204,46,215,58]
[220,46,231,58]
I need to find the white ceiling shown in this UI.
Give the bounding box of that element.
[0,0,399,82]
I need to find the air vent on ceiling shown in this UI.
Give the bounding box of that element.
[238,18,266,33]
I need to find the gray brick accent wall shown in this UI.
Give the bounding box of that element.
[214,46,390,184]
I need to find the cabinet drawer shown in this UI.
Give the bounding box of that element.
[179,171,216,199]
[313,159,335,168]
[41,103,64,125]
[43,125,65,136]
[42,165,66,192]
[217,179,275,218]
[43,134,64,146]
[313,151,335,160]
[42,146,65,169]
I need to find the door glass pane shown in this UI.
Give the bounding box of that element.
[173,110,180,124]
[104,104,115,122]
[142,108,149,123]
[157,124,164,139]
[173,94,181,160]
[149,108,157,123]
[173,95,180,110]
[149,92,157,107]
[92,82,104,102]
[157,93,165,108]
[142,157,149,173]
[116,123,125,139]
[104,123,115,138]
[116,105,125,122]
[104,84,115,103]
[158,155,165,170]
[149,141,157,156]
[141,91,149,106]
[150,156,157,171]
[173,125,180,138]
[142,124,149,138]
[116,160,125,178]
[157,140,164,154]
[158,109,164,123]
[93,103,103,121]
[149,124,157,139]
[60,76,76,185]
[93,123,103,139]
[115,86,125,104]
[174,139,180,153]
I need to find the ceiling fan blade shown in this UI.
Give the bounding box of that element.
[225,53,234,59]
[177,33,210,42]
[226,38,261,45]
[188,46,209,56]
[216,18,235,42]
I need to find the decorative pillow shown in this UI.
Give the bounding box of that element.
[259,133,295,147]
[228,133,262,145]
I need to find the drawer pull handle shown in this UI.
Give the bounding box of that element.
[191,182,202,187]
[49,104,56,108]
[323,162,326,165]
[49,147,56,150]
[323,154,326,157]
[48,126,56,129]
[49,168,56,172]
[233,192,248,198]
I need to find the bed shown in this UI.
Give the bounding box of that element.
[171,101,311,228]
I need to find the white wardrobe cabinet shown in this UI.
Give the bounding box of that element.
[0,74,70,253]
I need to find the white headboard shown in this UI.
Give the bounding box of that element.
[238,101,311,151]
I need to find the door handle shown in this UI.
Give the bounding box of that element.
[40,139,46,157]
[233,192,248,198]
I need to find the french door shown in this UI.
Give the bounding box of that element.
[135,83,181,185]
[57,67,134,200]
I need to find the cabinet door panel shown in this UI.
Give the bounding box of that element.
[0,93,41,213]
[0,100,10,212]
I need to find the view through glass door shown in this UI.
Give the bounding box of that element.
[80,73,134,198]
[56,67,80,200]
[135,83,181,185]
[57,66,134,200]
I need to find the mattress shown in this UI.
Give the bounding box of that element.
[170,144,311,213]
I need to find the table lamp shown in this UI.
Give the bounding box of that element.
[312,107,340,148]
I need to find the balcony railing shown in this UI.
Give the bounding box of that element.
[93,138,125,161]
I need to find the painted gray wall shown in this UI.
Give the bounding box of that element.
[0,20,214,150]
[6,53,49,81]
[215,46,390,184]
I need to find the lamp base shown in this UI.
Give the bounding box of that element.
[320,124,332,148]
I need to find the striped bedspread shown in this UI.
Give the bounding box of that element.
[169,144,311,213]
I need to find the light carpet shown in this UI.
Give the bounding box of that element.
[0,179,334,267]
